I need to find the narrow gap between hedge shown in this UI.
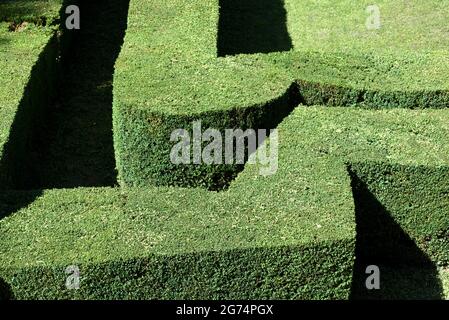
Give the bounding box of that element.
[24,0,130,189]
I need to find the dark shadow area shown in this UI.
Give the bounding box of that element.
[26,0,130,189]
[217,0,293,57]
[0,190,43,220]
[349,171,444,300]
[0,277,13,300]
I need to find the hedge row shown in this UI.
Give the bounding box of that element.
[350,162,449,267]
[0,170,355,299]
[3,106,449,299]
[1,0,448,300]
[283,50,449,109]
[114,82,299,190]
[113,0,449,189]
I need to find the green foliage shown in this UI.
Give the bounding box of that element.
[0,182,355,299]
[3,106,449,299]
[0,0,448,300]
[113,0,449,189]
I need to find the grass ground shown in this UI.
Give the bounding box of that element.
[0,0,448,299]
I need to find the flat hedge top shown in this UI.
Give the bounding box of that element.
[3,106,449,268]
[274,107,449,168]
[114,0,449,115]
[284,0,449,53]
[0,182,354,268]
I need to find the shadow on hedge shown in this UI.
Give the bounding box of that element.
[0,190,43,221]
[349,174,444,300]
[0,278,13,300]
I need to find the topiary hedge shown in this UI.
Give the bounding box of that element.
[113,0,449,189]
[3,105,449,299]
[1,0,448,300]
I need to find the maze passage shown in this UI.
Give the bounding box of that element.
[25,0,128,189]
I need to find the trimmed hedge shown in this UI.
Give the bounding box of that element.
[113,0,449,189]
[269,106,449,266]
[284,51,449,109]
[0,238,354,299]
[0,176,355,299]
[350,163,449,266]
[0,107,356,300]
[0,0,448,300]
[3,106,449,299]
[113,0,296,189]
[114,82,299,190]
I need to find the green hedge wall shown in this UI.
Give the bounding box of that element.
[1,241,353,300]
[350,162,449,266]
[114,83,299,189]
[3,106,449,299]
[0,178,356,300]
[1,0,448,300]
[113,0,449,189]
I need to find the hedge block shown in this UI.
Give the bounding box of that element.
[113,0,449,189]
[3,106,449,299]
[1,0,448,301]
